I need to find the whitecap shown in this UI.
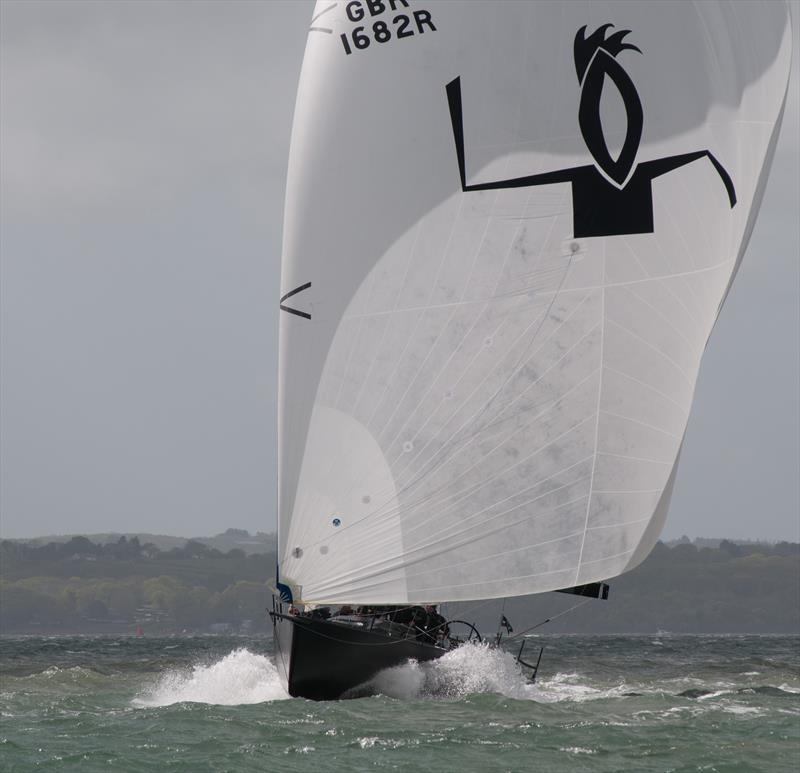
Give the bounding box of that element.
[133,648,288,707]
[350,641,627,702]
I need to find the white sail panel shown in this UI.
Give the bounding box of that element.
[277,1,792,604]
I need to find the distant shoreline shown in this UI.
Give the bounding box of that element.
[2,533,798,636]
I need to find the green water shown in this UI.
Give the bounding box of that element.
[0,635,797,772]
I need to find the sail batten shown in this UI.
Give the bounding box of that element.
[277,1,792,605]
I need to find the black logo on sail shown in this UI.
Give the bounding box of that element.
[446,25,736,238]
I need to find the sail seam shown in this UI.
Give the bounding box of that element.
[314,503,589,595]
[319,377,597,551]
[575,240,606,584]
[378,356,599,527]
[516,259,731,298]
[605,317,696,387]
[362,218,429,431]
[401,453,595,540]
[621,283,702,356]
[600,409,683,440]
[598,451,674,465]
[603,365,690,416]
[391,287,593,484]
[346,411,596,545]
[587,517,652,532]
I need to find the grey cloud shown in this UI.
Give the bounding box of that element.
[0,0,796,542]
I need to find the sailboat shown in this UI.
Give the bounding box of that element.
[271,0,792,700]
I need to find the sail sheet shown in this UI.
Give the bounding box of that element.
[277,0,792,604]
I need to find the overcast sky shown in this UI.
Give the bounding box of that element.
[1,1,797,541]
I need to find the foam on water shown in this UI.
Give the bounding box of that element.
[133,648,288,707]
[354,642,544,700]
[357,642,792,707]
[363,642,660,703]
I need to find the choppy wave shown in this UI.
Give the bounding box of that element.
[348,641,800,708]
[133,648,288,707]
[2,635,798,773]
[348,641,535,700]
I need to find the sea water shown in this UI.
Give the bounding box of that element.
[0,634,797,772]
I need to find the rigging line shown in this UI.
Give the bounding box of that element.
[504,598,593,642]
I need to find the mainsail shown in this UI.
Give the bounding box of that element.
[276,1,792,605]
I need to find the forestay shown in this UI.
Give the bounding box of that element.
[276,0,792,604]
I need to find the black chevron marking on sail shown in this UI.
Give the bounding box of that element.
[280,282,312,320]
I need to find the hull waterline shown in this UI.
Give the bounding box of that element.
[272,612,446,701]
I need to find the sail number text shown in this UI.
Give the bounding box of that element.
[340,1,436,55]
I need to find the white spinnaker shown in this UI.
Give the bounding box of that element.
[277,1,792,604]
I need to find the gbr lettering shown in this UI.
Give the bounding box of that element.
[339,1,437,55]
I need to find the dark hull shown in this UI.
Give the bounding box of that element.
[272,612,447,700]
